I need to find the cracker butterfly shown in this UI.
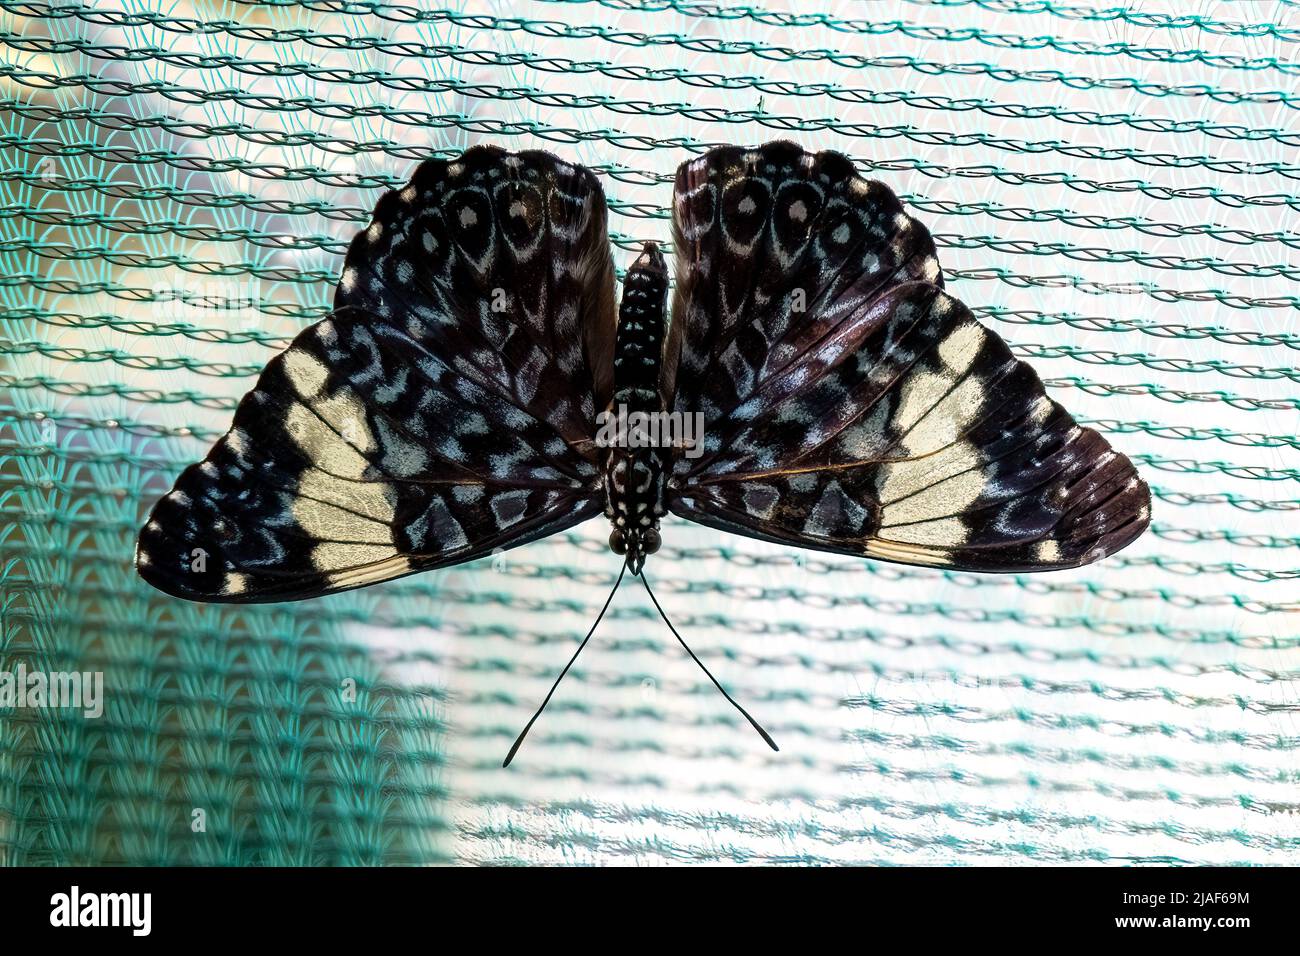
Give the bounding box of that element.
[137,142,1151,763]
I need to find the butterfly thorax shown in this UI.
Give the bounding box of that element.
[602,242,669,573]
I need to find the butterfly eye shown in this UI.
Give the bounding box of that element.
[642,528,661,555]
[609,528,628,555]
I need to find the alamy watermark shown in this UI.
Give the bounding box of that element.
[595,404,705,459]
[50,886,151,936]
[0,664,104,719]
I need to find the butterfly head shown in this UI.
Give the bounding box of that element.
[608,525,660,575]
[603,451,667,574]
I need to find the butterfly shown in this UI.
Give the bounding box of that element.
[136,141,1151,764]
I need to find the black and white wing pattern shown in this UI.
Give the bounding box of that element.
[665,142,1150,571]
[137,145,617,602]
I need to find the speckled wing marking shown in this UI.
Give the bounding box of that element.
[137,146,615,602]
[666,142,1150,572]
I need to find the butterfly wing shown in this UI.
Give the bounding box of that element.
[665,142,1150,571]
[661,141,942,416]
[137,146,616,602]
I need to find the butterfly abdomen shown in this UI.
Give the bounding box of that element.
[611,242,668,410]
[603,242,669,570]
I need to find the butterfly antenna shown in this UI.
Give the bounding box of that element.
[503,563,627,767]
[639,572,779,753]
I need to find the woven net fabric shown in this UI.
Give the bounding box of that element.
[1,0,1298,866]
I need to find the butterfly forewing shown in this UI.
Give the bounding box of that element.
[137,146,616,602]
[666,142,1150,571]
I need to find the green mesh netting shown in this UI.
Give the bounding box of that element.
[1,0,1298,865]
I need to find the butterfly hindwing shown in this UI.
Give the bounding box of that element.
[332,144,617,443]
[666,142,1150,571]
[663,141,941,418]
[137,146,616,602]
